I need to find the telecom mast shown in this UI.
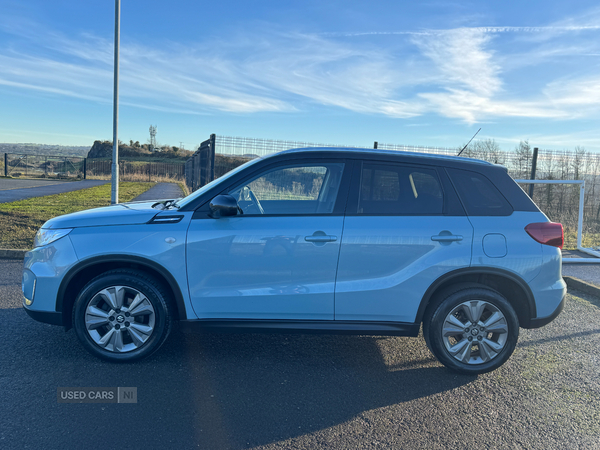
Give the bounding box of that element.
[149,125,157,151]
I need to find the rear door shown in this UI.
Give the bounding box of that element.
[335,161,473,323]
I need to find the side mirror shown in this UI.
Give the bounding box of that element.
[209,194,239,218]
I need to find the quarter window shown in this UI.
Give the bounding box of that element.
[447,168,513,216]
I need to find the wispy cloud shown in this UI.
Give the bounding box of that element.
[326,25,600,38]
[1,14,600,125]
[405,23,600,123]
[498,130,600,150]
[412,27,501,98]
[545,77,600,109]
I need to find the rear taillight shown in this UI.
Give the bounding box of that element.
[525,222,564,249]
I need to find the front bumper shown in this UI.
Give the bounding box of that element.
[21,236,79,327]
[23,305,63,326]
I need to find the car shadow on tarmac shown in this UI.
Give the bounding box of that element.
[1,306,475,448]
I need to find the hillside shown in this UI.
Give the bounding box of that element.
[0,143,89,157]
[87,141,193,161]
[0,141,194,161]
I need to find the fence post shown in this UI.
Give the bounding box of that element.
[25,155,28,177]
[578,182,585,249]
[83,158,87,179]
[4,153,7,177]
[374,141,378,149]
[45,157,48,177]
[192,156,196,191]
[528,147,539,198]
[209,133,216,183]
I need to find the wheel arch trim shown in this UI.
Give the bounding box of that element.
[57,254,188,324]
[415,267,536,327]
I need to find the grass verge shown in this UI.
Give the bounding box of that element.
[0,182,153,250]
[563,229,600,250]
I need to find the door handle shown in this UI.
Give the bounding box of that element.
[431,234,463,242]
[305,235,337,243]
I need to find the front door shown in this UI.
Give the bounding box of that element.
[186,161,347,320]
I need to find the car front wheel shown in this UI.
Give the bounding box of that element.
[72,270,172,362]
[424,284,519,375]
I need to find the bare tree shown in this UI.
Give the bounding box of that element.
[457,138,504,164]
[514,140,532,179]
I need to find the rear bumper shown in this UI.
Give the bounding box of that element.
[527,293,566,329]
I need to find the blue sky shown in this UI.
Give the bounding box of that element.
[1,1,600,152]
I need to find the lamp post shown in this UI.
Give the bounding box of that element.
[111,0,121,204]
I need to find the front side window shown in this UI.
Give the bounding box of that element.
[358,163,444,215]
[229,163,345,215]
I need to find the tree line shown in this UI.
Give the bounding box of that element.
[458,139,600,238]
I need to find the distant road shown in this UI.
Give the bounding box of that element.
[0,179,108,203]
[131,182,184,201]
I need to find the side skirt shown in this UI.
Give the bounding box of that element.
[178,319,421,337]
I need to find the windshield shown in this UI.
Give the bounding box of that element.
[174,156,264,208]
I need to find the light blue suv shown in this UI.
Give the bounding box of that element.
[23,148,566,374]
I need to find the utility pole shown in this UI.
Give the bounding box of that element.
[111,0,121,204]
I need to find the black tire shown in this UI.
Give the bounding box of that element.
[72,269,172,362]
[423,283,519,375]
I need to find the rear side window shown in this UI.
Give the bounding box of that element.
[358,164,444,215]
[447,168,513,216]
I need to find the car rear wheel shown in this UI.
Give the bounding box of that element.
[424,284,519,375]
[72,270,172,362]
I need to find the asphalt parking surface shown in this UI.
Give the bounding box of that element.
[0,178,69,190]
[563,263,600,289]
[1,259,599,449]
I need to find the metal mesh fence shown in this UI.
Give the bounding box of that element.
[4,154,85,179]
[214,135,360,157]
[86,160,185,182]
[2,153,185,182]
[376,142,457,155]
[188,136,600,240]
[213,136,600,179]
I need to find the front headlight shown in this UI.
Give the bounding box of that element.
[34,228,73,248]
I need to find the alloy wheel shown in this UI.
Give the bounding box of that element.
[441,300,509,365]
[84,285,156,353]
